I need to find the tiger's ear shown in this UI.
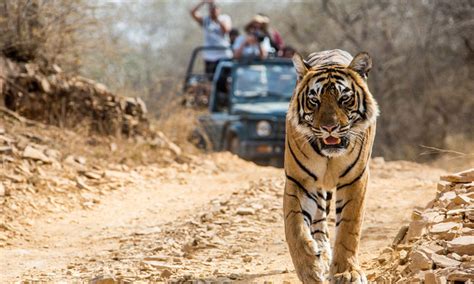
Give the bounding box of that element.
[349,52,372,79]
[292,53,310,80]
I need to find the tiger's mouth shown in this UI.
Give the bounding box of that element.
[320,136,349,149]
[323,136,341,145]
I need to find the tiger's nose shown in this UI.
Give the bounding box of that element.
[321,124,338,133]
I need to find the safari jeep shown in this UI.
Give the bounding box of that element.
[194,57,296,166]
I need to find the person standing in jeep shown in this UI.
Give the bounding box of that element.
[190,0,232,78]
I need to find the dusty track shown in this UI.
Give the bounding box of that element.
[1,153,446,283]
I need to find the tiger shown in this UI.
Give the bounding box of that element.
[283,49,379,284]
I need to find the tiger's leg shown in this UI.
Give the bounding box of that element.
[330,171,369,284]
[311,190,332,274]
[284,182,330,283]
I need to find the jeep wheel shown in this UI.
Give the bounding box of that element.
[228,135,240,155]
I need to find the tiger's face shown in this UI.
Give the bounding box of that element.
[289,52,379,157]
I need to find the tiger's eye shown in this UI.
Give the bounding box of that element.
[339,94,352,106]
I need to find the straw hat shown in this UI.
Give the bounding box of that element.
[245,15,270,32]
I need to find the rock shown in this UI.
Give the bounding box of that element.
[430,253,460,268]
[392,225,409,246]
[406,220,427,240]
[441,169,474,183]
[437,181,453,192]
[452,194,471,205]
[424,272,436,284]
[76,177,92,191]
[83,171,102,180]
[143,255,169,262]
[439,191,456,202]
[425,243,444,255]
[90,275,118,284]
[447,236,474,255]
[409,250,433,271]
[446,208,473,216]
[430,222,461,234]
[142,260,180,270]
[44,148,60,160]
[0,145,12,154]
[236,207,255,216]
[22,145,51,163]
[447,271,474,281]
[243,255,253,263]
[399,249,408,264]
[75,156,87,165]
[450,252,462,261]
[161,269,173,279]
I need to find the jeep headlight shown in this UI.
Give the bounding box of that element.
[256,120,272,137]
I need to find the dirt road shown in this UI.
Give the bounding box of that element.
[1,153,446,283]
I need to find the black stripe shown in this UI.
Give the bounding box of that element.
[356,110,365,118]
[326,203,331,215]
[302,209,313,224]
[336,199,352,214]
[339,140,364,178]
[309,139,324,157]
[346,71,365,92]
[326,191,333,201]
[311,229,327,235]
[315,76,328,84]
[336,218,351,227]
[316,191,325,199]
[357,92,367,120]
[286,175,324,211]
[284,193,313,225]
[312,218,326,224]
[288,140,317,182]
[332,74,345,81]
[336,167,367,191]
[297,87,304,124]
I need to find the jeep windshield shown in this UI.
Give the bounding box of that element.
[233,64,296,101]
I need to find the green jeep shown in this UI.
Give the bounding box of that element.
[186,47,296,166]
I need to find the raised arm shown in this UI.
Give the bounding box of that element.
[216,15,231,34]
[190,1,209,26]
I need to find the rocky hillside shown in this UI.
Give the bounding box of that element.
[368,169,474,283]
[0,56,149,136]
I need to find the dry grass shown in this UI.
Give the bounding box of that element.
[151,98,206,155]
[427,135,474,172]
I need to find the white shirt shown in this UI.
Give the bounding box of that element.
[202,15,232,61]
[232,35,272,58]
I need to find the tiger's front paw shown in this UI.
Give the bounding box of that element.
[331,268,367,284]
[294,240,330,283]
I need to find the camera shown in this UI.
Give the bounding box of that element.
[252,31,266,43]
